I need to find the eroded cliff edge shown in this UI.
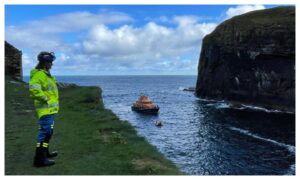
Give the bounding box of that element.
[195,6,295,113]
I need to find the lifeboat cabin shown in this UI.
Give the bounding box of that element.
[131,95,159,114]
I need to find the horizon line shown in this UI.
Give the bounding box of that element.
[23,74,198,77]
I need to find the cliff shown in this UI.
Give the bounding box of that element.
[5,41,23,80]
[195,6,295,113]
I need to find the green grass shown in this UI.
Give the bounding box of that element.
[204,6,295,44]
[5,76,182,175]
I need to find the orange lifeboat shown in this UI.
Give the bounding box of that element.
[131,95,159,114]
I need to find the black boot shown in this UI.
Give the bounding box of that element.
[46,147,58,158]
[33,146,55,167]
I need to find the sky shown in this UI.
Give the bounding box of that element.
[5,4,283,76]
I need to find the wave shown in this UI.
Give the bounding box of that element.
[237,104,294,114]
[200,99,294,114]
[231,126,296,176]
[197,98,220,103]
[284,164,295,175]
[202,100,231,109]
[206,102,230,109]
[229,127,295,153]
[178,86,185,91]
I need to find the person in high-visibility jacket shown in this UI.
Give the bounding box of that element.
[29,51,59,167]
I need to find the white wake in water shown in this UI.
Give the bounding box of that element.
[229,127,295,153]
[200,98,294,114]
[229,127,296,175]
[239,104,294,114]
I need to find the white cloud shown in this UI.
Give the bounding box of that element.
[173,16,199,27]
[26,11,133,34]
[6,11,218,75]
[6,25,64,52]
[225,5,265,20]
[83,24,141,56]
[159,16,170,23]
[82,18,217,67]
[59,53,70,62]
[5,11,133,51]
[22,53,34,66]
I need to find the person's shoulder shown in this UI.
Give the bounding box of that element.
[31,69,47,78]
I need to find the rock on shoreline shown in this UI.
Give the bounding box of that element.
[57,82,78,88]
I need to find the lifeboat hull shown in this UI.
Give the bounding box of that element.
[131,106,159,114]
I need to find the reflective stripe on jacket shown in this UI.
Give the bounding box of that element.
[29,69,59,118]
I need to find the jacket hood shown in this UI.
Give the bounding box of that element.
[30,69,51,78]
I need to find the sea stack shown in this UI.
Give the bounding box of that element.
[195,6,295,113]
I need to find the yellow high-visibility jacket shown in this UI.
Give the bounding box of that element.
[29,69,59,118]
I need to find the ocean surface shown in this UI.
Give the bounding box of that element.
[24,75,295,175]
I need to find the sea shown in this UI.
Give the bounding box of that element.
[24,75,295,175]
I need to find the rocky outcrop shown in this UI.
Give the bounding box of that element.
[57,82,78,88]
[5,41,23,80]
[195,6,295,112]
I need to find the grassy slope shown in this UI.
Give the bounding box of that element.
[5,76,182,175]
[205,6,295,43]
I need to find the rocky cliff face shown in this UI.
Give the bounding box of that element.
[195,6,295,112]
[5,41,23,80]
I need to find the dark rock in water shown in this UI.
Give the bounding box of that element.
[229,102,242,109]
[183,87,195,92]
[195,6,295,113]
